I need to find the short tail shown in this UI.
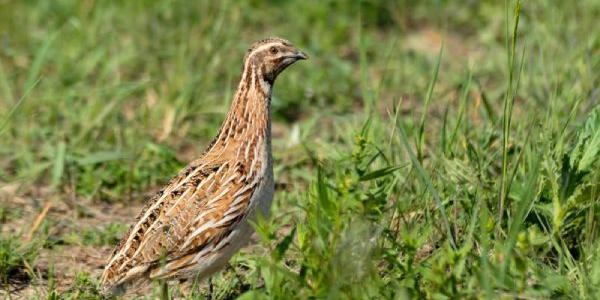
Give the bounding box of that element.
[100,264,151,297]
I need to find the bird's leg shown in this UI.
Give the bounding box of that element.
[207,277,213,300]
[160,280,170,300]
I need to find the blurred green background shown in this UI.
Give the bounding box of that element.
[0,0,598,299]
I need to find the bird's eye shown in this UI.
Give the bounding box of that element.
[269,47,278,54]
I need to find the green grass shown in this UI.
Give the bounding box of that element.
[0,0,599,299]
[0,234,40,290]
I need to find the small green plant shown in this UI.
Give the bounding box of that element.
[247,123,400,299]
[0,204,19,224]
[0,235,39,288]
[75,143,183,201]
[50,272,103,300]
[63,223,127,246]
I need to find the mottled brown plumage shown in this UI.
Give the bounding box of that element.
[100,37,307,295]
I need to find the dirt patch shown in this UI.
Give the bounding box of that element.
[0,182,145,298]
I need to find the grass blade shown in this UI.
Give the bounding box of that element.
[51,142,66,187]
[0,78,39,136]
[498,0,522,228]
[396,117,456,249]
[417,46,443,162]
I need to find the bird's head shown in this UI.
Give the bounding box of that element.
[244,37,308,84]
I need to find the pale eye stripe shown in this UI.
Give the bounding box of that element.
[248,42,282,59]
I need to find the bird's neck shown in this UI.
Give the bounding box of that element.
[207,63,272,154]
